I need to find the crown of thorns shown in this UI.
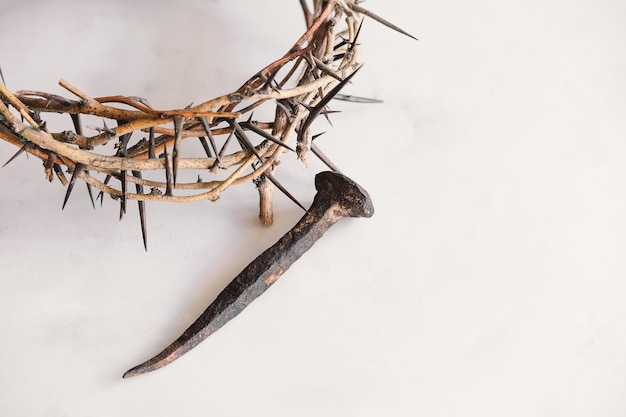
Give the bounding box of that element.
[0,1,414,249]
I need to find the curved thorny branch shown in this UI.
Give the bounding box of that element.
[0,0,414,248]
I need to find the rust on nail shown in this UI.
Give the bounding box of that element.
[123,171,374,378]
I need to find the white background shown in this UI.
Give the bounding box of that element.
[2,0,626,415]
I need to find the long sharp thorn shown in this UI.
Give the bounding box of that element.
[233,122,263,162]
[348,19,365,53]
[138,200,147,251]
[312,56,343,82]
[70,113,83,136]
[2,146,27,168]
[85,172,96,209]
[163,145,173,196]
[63,163,85,210]
[351,4,418,41]
[148,127,156,159]
[298,66,362,144]
[118,130,132,219]
[172,116,183,186]
[120,170,127,220]
[334,94,383,104]
[240,121,295,152]
[218,129,235,159]
[265,172,307,212]
[199,117,220,163]
[0,67,5,85]
[133,170,148,251]
[198,137,212,157]
[311,143,342,173]
[96,175,112,206]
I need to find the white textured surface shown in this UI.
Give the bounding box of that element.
[2,1,626,415]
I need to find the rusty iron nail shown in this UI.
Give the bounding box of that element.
[122,171,374,378]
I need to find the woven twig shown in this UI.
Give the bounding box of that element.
[0,0,414,247]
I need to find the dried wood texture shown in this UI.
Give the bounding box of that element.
[0,1,414,242]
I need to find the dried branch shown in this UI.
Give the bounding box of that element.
[0,0,415,242]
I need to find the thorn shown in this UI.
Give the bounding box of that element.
[87,119,116,135]
[163,145,173,196]
[133,170,148,251]
[96,175,113,207]
[333,94,383,104]
[128,96,153,109]
[233,121,263,162]
[0,66,5,85]
[120,170,127,220]
[312,56,343,82]
[347,18,365,53]
[172,116,183,186]
[265,172,307,212]
[351,4,418,41]
[117,130,132,220]
[240,121,295,152]
[2,145,27,168]
[218,129,235,159]
[261,69,281,92]
[199,116,221,164]
[70,113,83,136]
[85,173,96,209]
[298,66,363,148]
[198,137,212,157]
[148,127,156,159]
[311,143,342,173]
[138,199,147,251]
[62,163,85,210]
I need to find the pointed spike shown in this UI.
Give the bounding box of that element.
[198,117,221,163]
[198,136,213,158]
[351,4,418,41]
[96,175,112,207]
[163,145,173,196]
[138,200,147,251]
[70,113,83,136]
[265,172,307,212]
[0,66,5,85]
[133,170,148,251]
[148,127,156,159]
[347,18,365,53]
[62,163,85,210]
[85,175,96,209]
[2,145,27,168]
[311,143,342,173]
[321,107,334,127]
[119,170,127,220]
[172,116,183,186]
[333,94,383,104]
[102,119,113,135]
[298,66,363,145]
[312,56,343,82]
[240,121,295,152]
[233,122,263,162]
